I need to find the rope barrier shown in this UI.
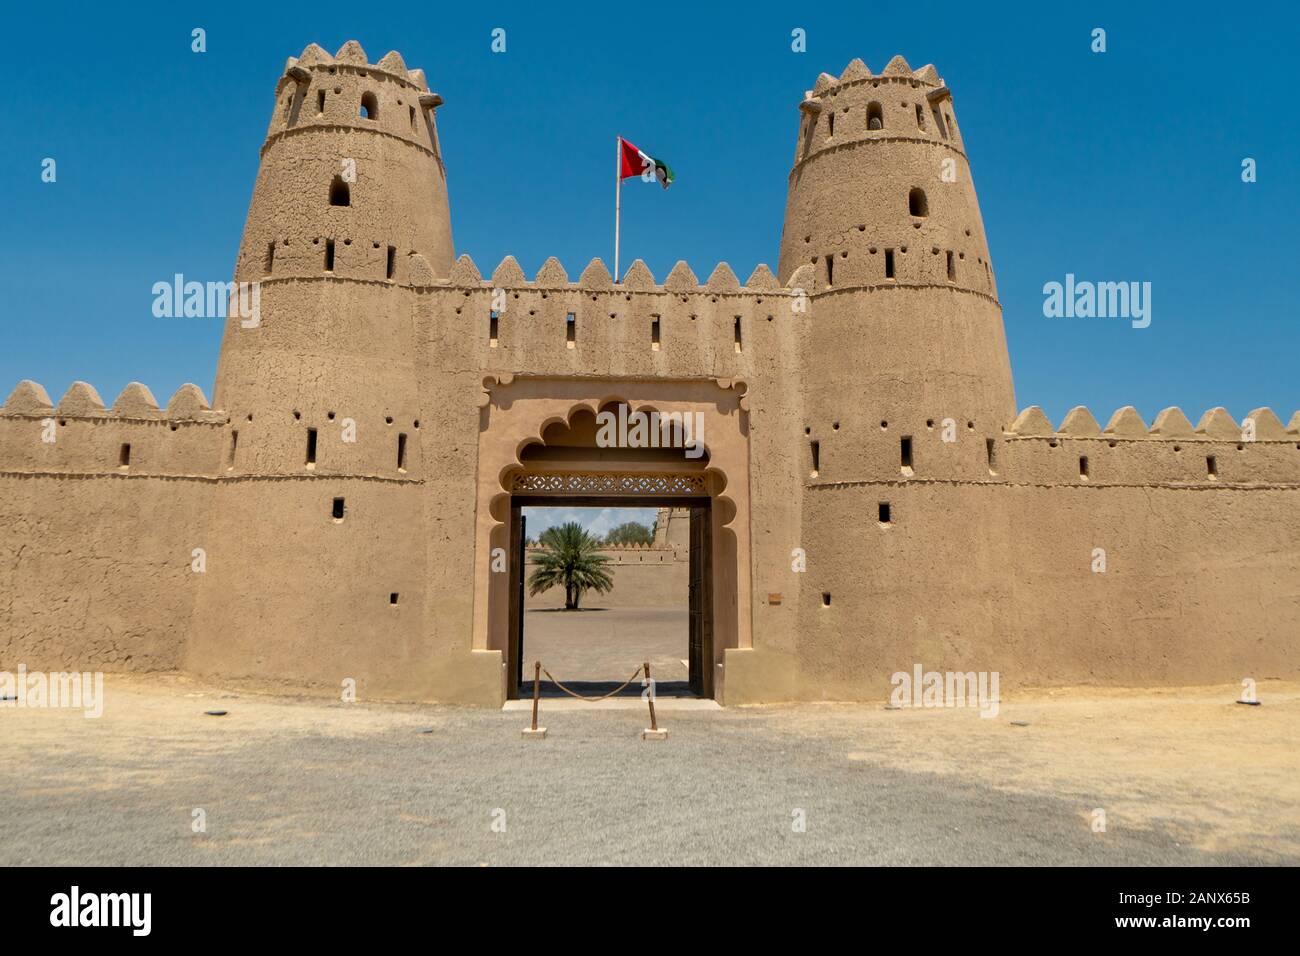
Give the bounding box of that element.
[540,664,645,701]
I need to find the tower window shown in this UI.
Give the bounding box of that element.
[809,440,820,477]
[390,592,399,605]
[324,239,335,271]
[489,311,499,347]
[360,92,378,120]
[824,254,834,286]
[1079,455,1090,480]
[386,245,396,280]
[332,497,345,520]
[329,176,350,207]
[409,105,416,131]
[734,315,743,352]
[986,438,997,475]
[933,107,949,139]
[264,242,275,275]
[227,430,238,470]
[566,312,576,348]
[915,104,926,129]
[867,101,884,130]
[822,592,831,607]
[878,502,891,524]
[900,436,913,474]
[397,433,407,472]
[317,90,326,115]
[1207,455,1218,479]
[946,250,956,280]
[118,443,131,468]
[651,315,661,350]
[306,427,318,466]
[827,111,835,139]
[908,187,928,217]
[884,248,896,279]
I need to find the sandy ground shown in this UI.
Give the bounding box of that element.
[1,674,1297,866]
[523,606,689,684]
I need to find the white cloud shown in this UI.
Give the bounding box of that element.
[521,506,657,539]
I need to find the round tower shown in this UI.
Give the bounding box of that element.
[188,41,450,697]
[780,57,1017,697]
[779,55,1015,431]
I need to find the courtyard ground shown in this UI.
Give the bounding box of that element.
[2,674,1297,866]
[523,605,689,686]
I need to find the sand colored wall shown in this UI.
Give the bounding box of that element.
[0,45,1296,707]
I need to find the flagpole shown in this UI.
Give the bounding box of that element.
[614,136,622,281]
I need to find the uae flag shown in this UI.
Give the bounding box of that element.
[619,137,675,189]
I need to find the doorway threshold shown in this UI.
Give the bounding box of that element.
[502,697,721,712]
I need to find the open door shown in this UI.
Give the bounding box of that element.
[507,504,525,697]
[688,503,714,697]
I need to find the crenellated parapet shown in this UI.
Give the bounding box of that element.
[1000,404,1300,486]
[0,380,228,477]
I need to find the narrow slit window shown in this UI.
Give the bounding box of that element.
[317,90,326,115]
[809,440,820,477]
[331,497,345,520]
[390,592,399,605]
[915,104,926,129]
[324,239,335,272]
[118,443,131,468]
[878,502,891,524]
[827,111,834,138]
[933,107,947,138]
[824,254,834,287]
[227,430,238,469]
[867,101,883,130]
[1207,455,1218,479]
[822,592,831,607]
[733,315,743,352]
[489,311,499,347]
[651,316,660,350]
[900,436,913,473]
[884,248,896,279]
[360,92,378,120]
[264,242,275,275]
[946,250,956,280]
[986,438,997,474]
[386,245,396,280]
[409,106,416,131]
[566,312,576,348]
[306,427,318,466]
[1079,455,1090,480]
[397,433,407,472]
[329,176,350,207]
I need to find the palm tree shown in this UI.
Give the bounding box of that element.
[528,522,614,609]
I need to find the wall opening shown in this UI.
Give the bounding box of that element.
[324,239,335,272]
[227,430,238,470]
[884,248,896,279]
[306,427,318,467]
[908,187,929,217]
[986,438,997,475]
[409,105,416,131]
[360,91,378,120]
[386,245,396,280]
[827,111,835,138]
[933,106,948,138]
[489,311,499,347]
[867,101,883,130]
[946,250,956,280]
[651,315,661,350]
[900,436,913,474]
[915,104,926,129]
[1207,455,1218,479]
[317,90,326,115]
[390,592,400,605]
[878,502,891,524]
[824,254,834,287]
[809,439,820,477]
[118,443,131,468]
[397,433,408,472]
[733,315,743,352]
[329,176,350,207]
[1079,455,1090,480]
[264,242,275,275]
[822,592,831,607]
[566,312,576,348]
[332,497,345,520]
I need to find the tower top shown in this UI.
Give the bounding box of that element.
[285,40,435,95]
[800,56,945,106]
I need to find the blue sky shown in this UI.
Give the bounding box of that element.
[4,0,1297,434]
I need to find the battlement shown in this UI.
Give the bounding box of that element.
[418,254,788,296]
[1007,405,1300,443]
[0,380,229,477]
[286,40,432,92]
